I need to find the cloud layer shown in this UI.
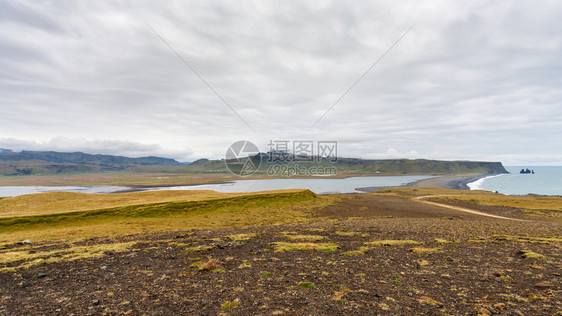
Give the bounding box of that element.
[1,1,561,164]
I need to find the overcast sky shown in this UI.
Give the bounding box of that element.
[1,1,561,165]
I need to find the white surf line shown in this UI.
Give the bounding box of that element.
[412,195,526,221]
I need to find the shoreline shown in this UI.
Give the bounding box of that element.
[112,181,235,194]
[0,174,501,197]
[354,174,494,193]
[409,174,494,190]
[0,172,483,187]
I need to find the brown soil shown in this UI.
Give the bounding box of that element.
[0,194,560,315]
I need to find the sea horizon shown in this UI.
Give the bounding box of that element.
[468,166,562,196]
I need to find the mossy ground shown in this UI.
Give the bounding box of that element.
[0,190,336,245]
[0,187,560,315]
[269,242,340,252]
[1,217,559,315]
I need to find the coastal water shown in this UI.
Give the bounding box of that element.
[0,175,434,197]
[0,185,130,197]
[468,166,562,196]
[155,176,434,194]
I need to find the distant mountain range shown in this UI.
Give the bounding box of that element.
[0,150,180,176]
[0,149,508,176]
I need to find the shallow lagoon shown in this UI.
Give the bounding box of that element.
[0,175,434,197]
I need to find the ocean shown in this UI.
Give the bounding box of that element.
[468,166,562,196]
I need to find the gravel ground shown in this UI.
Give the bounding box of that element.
[0,194,560,315]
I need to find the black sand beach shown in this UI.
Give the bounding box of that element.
[355,174,493,193]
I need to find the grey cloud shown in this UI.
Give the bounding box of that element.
[0,1,561,165]
[0,1,64,33]
[0,137,194,161]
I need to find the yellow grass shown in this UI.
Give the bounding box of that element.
[281,233,327,241]
[334,231,368,237]
[467,238,489,243]
[0,190,335,245]
[409,247,443,254]
[0,189,306,218]
[270,242,340,252]
[183,245,214,253]
[493,235,562,244]
[429,194,562,212]
[418,296,442,306]
[225,233,258,242]
[376,187,562,212]
[0,242,135,272]
[519,249,547,260]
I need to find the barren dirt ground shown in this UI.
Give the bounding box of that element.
[0,194,560,315]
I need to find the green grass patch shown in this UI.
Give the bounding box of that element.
[221,299,241,310]
[298,282,315,289]
[418,296,442,306]
[0,242,135,272]
[303,228,326,233]
[182,245,213,253]
[0,191,317,228]
[282,234,326,241]
[529,265,545,269]
[427,193,562,212]
[238,261,252,268]
[519,250,547,260]
[225,233,258,242]
[0,190,325,245]
[467,238,489,243]
[189,261,204,269]
[522,209,554,216]
[409,247,443,254]
[493,235,562,244]
[270,242,339,253]
[334,231,368,237]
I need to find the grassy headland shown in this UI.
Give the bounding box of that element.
[0,190,338,245]
[1,150,507,186]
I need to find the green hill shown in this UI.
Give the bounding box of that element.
[0,150,179,176]
[186,155,508,175]
[0,150,507,177]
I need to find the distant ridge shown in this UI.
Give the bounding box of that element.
[333,157,508,175]
[187,154,509,175]
[0,149,508,177]
[0,150,179,176]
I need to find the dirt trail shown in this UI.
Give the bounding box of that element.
[412,195,524,221]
